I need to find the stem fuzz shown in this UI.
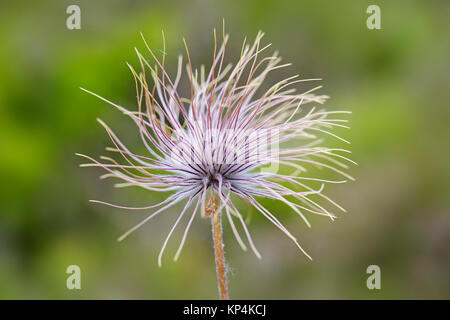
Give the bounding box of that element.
[211,209,229,300]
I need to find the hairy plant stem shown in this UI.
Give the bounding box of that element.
[211,208,229,300]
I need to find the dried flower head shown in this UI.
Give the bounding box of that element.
[78,27,354,298]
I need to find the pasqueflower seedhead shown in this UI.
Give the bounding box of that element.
[78,27,354,298]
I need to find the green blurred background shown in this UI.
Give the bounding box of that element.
[1,0,449,299]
